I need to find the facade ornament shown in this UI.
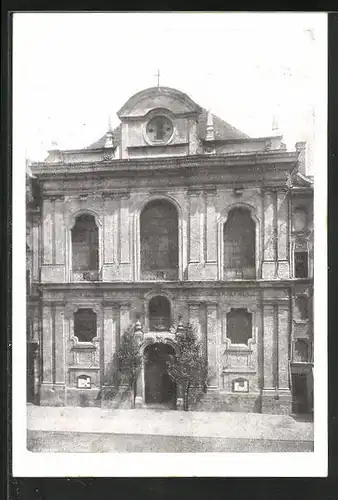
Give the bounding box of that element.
[265,140,272,151]
[102,151,115,161]
[205,109,215,142]
[134,317,143,333]
[176,315,184,334]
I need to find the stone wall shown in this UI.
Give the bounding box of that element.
[38,185,301,285]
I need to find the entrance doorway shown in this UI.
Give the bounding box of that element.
[144,343,176,408]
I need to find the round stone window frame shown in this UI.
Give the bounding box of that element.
[143,114,174,146]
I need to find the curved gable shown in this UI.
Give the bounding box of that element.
[117,86,202,118]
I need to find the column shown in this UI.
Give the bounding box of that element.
[103,196,118,264]
[54,305,66,385]
[103,304,114,380]
[42,199,53,264]
[277,303,290,390]
[277,190,290,278]
[262,303,275,390]
[206,191,217,262]
[119,303,131,340]
[262,190,277,279]
[207,303,218,388]
[32,215,40,281]
[188,191,201,263]
[41,303,53,386]
[120,196,130,264]
[54,197,65,266]
[188,302,203,343]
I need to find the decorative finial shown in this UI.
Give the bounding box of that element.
[272,115,279,134]
[108,115,113,133]
[176,316,184,334]
[205,109,215,142]
[135,315,142,333]
[104,117,115,149]
[50,139,59,151]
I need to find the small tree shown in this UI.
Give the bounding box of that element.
[107,325,142,408]
[166,322,208,411]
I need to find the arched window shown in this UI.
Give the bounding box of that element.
[292,206,308,232]
[149,296,171,331]
[294,339,309,363]
[140,200,179,280]
[295,296,308,320]
[74,308,97,342]
[224,208,255,279]
[226,308,252,345]
[71,214,99,281]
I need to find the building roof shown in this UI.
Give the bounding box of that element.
[86,125,121,150]
[86,107,248,150]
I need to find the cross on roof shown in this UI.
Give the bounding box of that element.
[155,69,160,88]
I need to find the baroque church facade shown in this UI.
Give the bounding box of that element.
[26,86,314,414]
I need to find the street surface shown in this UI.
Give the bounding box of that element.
[28,430,314,453]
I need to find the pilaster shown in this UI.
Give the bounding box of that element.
[206,302,218,388]
[262,190,277,279]
[54,305,66,384]
[277,190,290,279]
[119,302,131,339]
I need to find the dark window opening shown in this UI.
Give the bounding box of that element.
[140,200,179,280]
[224,208,255,279]
[74,308,97,342]
[72,214,99,278]
[227,308,252,345]
[149,296,171,331]
[294,251,308,278]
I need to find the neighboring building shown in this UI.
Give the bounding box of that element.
[26,86,314,414]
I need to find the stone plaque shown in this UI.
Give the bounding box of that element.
[232,378,249,393]
[77,375,91,389]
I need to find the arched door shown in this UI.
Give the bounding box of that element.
[144,343,176,408]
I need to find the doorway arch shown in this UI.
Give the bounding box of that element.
[144,342,177,407]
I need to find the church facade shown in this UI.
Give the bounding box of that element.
[26,86,314,414]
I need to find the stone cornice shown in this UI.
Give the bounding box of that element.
[37,278,313,293]
[30,151,298,179]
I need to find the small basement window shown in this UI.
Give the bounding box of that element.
[74,308,97,342]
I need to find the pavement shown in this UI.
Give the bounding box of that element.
[27,405,314,452]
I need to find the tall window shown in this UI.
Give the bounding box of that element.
[227,308,252,345]
[140,200,179,280]
[74,308,97,342]
[71,214,99,281]
[224,208,255,279]
[148,296,171,331]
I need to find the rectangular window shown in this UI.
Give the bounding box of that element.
[294,251,308,278]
